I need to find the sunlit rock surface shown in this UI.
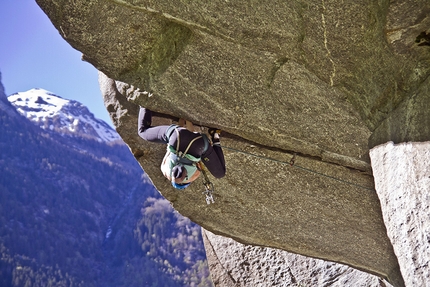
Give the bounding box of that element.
[36,0,430,285]
[370,142,430,287]
[202,229,392,287]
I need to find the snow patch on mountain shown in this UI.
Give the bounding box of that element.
[8,88,121,142]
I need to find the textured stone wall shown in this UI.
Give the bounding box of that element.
[99,72,403,286]
[370,142,430,287]
[203,229,393,287]
[34,0,430,285]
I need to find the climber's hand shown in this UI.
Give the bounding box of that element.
[208,128,221,143]
[208,128,221,136]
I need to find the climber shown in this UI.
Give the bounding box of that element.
[138,106,226,189]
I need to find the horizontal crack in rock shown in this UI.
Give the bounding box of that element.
[151,111,372,173]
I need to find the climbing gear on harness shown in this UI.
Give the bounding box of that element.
[200,164,215,204]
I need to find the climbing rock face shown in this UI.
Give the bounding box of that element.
[36,0,430,286]
[202,229,393,287]
[99,71,402,286]
[370,142,430,287]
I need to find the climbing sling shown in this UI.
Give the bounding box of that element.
[200,165,215,204]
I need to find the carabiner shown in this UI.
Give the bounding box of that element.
[203,181,215,204]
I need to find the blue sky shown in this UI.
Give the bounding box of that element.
[0,0,113,126]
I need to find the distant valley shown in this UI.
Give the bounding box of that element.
[0,82,212,287]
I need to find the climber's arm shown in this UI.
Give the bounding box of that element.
[201,130,226,178]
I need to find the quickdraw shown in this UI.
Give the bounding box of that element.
[200,164,215,204]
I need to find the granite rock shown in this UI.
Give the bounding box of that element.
[34,0,430,285]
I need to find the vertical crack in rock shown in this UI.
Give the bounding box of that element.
[287,266,297,284]
[202,230,238,286]
[321,0,336,86]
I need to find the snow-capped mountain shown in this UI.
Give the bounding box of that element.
[1,84,211,287]
[8,88,121,142]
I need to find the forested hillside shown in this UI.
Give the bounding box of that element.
[0,82,212,287]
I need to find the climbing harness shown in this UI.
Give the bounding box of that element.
[200,164,215,204]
